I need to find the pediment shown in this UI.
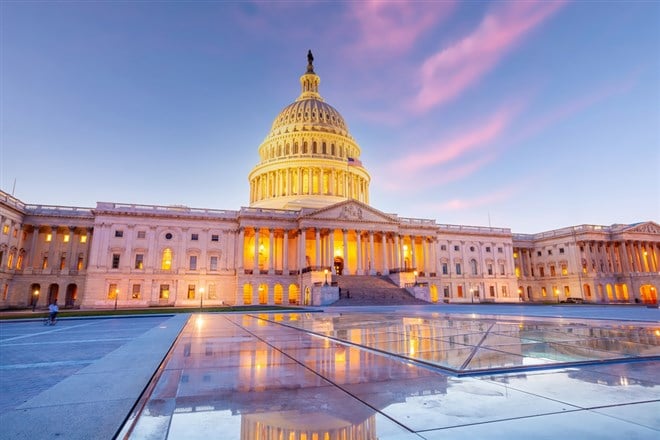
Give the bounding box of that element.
[618,221,660,235]
[302,200,397,224]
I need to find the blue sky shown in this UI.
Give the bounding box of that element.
[1,1,658,233]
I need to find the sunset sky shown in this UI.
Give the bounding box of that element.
[2,1,658,233]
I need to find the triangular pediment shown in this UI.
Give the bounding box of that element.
[302,200,397,224]
[618,221,660,234]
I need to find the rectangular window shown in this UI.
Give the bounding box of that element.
[211,234,219,242]
[486,246,491,252]
[42,256,48,269]
[564,285,570,296]
[443,286,450,298]
[442,263,448,275]
[60,256,66,270]
[135,254,144,269]
[455,263,461,275]
[16,254,23,270]
[2,224,8,234]
[487,264,493,275]
[108,283,118,299]
[2,284,8,300]
[500,264,505,275]
[191,233,199,241]
[559,248,565,254]
[208,283,217,299]
[12,228,17,238]
[77,256,84,270]
[137,231,146,239]
[537,251,542,257]
[498,247,503,253]
[46,233,52,242]
[502,285,508,296]
[210,256,218,271]
[159,284,170,299]
[189,255,197,270]
[490,286,495,297]
[115,230,123,238]
[542,287,547,297]
[63,234,70,243]
[457,285,463,298]
[7,253,14,269]
[440,245,447,251]
[80,235,87,243]
[188,284,196,299]
[112,254,120,269]
[548,249,552,255]
[550,265,556,276]
[561,264,568,275]
[132,284,141,299]
[454,245,460,251]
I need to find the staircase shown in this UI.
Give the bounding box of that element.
[330,275,429,306]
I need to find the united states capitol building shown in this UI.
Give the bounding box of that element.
[1,53,658,309]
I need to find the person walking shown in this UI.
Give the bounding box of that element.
[48,302,59,325]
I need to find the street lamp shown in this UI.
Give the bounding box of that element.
[413,270,418,286]
[114,288,119,310]
[200,287,204,311]
[324,269,329,286]
[554,288,560,303]
[32,289,40,311]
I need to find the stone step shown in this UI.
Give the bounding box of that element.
[330,275,428,306]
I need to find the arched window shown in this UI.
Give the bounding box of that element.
[274,284,283,304]
[161,248,173,270]
[288,284,299,304]
[243,284,253,305]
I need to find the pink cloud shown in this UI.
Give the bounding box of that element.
[411,0,567,113]
[425,184,521,212]
[346,1,456,55]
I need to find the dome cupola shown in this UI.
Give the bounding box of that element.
[248,51,370,210]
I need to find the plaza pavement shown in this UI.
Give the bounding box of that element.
[0,304,658,439]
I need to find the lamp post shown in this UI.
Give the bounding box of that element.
[413,270,418,286]
[114,288,119,310]
[200,287,204,311]
[554,288,560,303]
[324,268,329,286]
[32,289,40,311]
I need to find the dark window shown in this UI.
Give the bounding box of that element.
[115,230,123,238]
[440,245,447,251]
[211,234,219,242]
[486,246,491,252]
[537,251,542,257]
[165,233,173,240]
[137,231,146,239]
[191,233,199,241]
[455,263,461,275]
[548,250,553,255]
[135,254,144,269]
[112,254,120,269]
[559,248,565,254]
[454,245,460,251]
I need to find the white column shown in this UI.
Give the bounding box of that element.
[342,229,349,274]
[283,230,289,273]
[369,231,375,275]
[411,236,417,270]
[329,230,336,274]
[315,228,321,267]
[395,234,401,269]
[421,237,427,274]
[237,228,245,270]
[253,228,260,272]
[356,231,363,275]
[381,233,389,275]
[48,226,59,270]
[67,226,76,270]
[268,229,274,274]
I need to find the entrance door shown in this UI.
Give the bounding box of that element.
[334,257,344,275]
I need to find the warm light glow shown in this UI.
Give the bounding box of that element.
[46,233,52,242]
[34,290,39,296]
[195,315,204,329]
[80,235,87,243]
[413,270,418,276]
[654,329,660,337]
[335,248,341,256]
[63,234,70,243]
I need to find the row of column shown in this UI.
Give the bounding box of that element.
[582,240,659,274]
[250,167,368,203]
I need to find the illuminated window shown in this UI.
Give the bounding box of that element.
[77,256,84,270]
[16,254,23,270]
[7,253,14,269]
[550,265,556,277]
[188,284,195,299]
[42,257,48,269]
[80,235,87,243]
[46,233,52,242]
[208,283,216,299]
[2,224,8,234]
[513,252,518,258]
[132,284,141,299]
[63,234,70,243]
[159,284,170,299]
[135,254,144,269]
[161,249,172,270]
[115,230,123,238]
[189,255,197,270]
[564,286,570,296]
[2,284,8,300]
[60,255,66,270]
[442,263,448,275]
[210,256,218,271]
[515,267,521,278]
[502,285,508,295]
[107,284,118,299]
[542,287,547,297]
[561,264,568,276]
[13,229,18,238]
[112,254,120,269]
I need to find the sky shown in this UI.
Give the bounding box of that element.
[1,1,658,234]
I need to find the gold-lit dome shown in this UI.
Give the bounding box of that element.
[248,51,370,210]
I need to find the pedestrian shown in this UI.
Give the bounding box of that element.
[48,302,59,324]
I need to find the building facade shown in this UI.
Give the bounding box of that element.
[1,54,658,309]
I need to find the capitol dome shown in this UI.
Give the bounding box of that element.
[248,51,370,210]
